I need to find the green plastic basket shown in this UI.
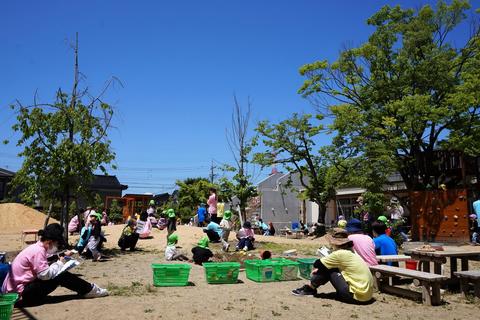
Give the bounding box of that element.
[151,264,191,287]
[245,259,277,282]
[297,258,317,279]
[0,293,18,320]
[275,258,299,281]
[203,262,240,284]
[245,258,299,282]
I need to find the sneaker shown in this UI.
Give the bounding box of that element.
[292,285,317,296]
[243,246,248,251]
[83,284,109,298]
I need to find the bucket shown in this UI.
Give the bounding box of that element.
[405,259,418,270]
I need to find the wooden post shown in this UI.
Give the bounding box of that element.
[450,258,458,279]
[421,281,432,305]
[430,282,441,306]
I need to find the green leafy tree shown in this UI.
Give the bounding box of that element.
[223,95,258,222]
[93,193,104,211]
[254,113,344,224]
[8,34,117,241]
[175,177,217,221]
[109,199,123,223]
[298,0,480,191]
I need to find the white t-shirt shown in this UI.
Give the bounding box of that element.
[165,245,177,260]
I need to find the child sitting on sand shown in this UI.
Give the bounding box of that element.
[165,234,189,261]
[118,219,139,251]
[220,210,233,251]
[191,236,213,265]
[236,221,255,251]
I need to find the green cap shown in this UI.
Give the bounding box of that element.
[167,233,178,246]
[90,212,102,221]
[223,210,232,220]
[149,200,155,206]
[198,236,209,249]
[377,216,388,223]
[167,208,176,218]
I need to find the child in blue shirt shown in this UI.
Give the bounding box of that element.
[372,221,398,266]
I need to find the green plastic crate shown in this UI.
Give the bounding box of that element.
[151,263,191,287]
[297,258,317,279]
[245,259,299,282]
[275,258,299,281]
[0,293,18,320]
[245,260,277,282]
[203,262,240,284]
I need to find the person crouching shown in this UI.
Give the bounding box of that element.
[292,228,373,304]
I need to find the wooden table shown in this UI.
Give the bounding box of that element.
[409,250,480,279]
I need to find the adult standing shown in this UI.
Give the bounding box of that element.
[387,197,409,242]
[207,188,218,223]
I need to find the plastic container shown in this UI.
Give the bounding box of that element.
[0,293,18,320]
[297,258,317,279]
[151,264,191,287]
[203,262,240,284]
[245,258,299,282]
[405,259,418,270]
[245,259,276,282]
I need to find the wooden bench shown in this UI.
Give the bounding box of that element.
[20,229,39,248]
[370,265,447,306]
[454,270,480,299]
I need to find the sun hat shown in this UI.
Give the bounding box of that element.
[90,212,102,221]
[198,236,209,249]
[167,208,176,218]
[469,214,477,219]
[390,197,399,204]
[377,215,388,223]
[337,219,347,228]
[38,223,65,245]
[338,215,345,220]
[346,218,363,233]
[167,233,178,245]
[149,200,155,206]
[325,228,353,247]
[223,210,232,220]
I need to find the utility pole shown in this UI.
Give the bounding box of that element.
[209,159,216,184]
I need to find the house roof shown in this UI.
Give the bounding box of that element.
[90,175,128,190]
[0,168,15,177]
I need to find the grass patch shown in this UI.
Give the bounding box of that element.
[107,281,157,296]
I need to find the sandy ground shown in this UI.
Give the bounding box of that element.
[2,224,480,320]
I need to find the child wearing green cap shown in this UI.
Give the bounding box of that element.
[166,208,177,237]
[191,236,213,265]
[165,234,189,261]
[220,210,233,251]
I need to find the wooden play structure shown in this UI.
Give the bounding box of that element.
[410,189,470,243]
[105,194,154,221]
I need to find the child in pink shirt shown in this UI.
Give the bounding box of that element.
[1,223,108,306]
[207,188,218,222]
[345,219,378,266]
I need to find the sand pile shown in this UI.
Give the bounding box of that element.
[0,203,59,234]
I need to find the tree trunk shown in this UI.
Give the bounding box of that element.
[62,185,70,244]
[43,202,53,229]
[316,201,326,224]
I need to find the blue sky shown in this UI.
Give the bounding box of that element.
[1,0,478,194]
